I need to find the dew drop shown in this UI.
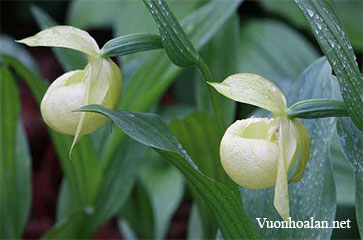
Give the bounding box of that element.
[307,8,314,17]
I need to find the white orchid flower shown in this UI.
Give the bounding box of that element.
[209,73,310,221]
[18,26,123,153]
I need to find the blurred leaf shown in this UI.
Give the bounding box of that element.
[43,208,90,239]
[138,150,185,239]
[118,220,138,240]
[78,104,258,239]
[238,20,319,94]
[260,0,363,51]
[31,6,87,71]
[113,1,203,37]
[0,35,39,73]
[2,55,103,238]
[0,65,31,238]
[79,139,146,237]
[294,0,362,130]
[330,131,355,206]
[170,112,235,238]
[67,0,120,29]
[196,14,239,126]
[337,118,363,237]
[242,57,337,238]
[68,0,202,37]
[187,204,203,240]
[120,181,154,239]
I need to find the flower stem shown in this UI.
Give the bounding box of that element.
[287,99,349,119]
[196,58,225,131]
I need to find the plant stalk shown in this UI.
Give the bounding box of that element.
[197,58,225,132]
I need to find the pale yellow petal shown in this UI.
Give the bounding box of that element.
[209,73,287,115]
[273,119,290,221]
[289,119,311,183]
[220,117,279,189]
[40,69,87,135]
[70,57,122,153]
[17,25,99,56]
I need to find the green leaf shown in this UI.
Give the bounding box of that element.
[170,112,235,238]
[31,6,87,71]
[120,180,154,239]
[331,131,355,206]
[242,57,337,238]
[43,208,91,239]
[260,0,363,51]
[287,99,348,119]
[0,65,31,239]
[80,139,146,237]
[0,35,39,73]
[294,0,362,130]
[187,204,203,240]
[78,104,258,239]
[138,151,184,239]
[143,0,200,67]
[238,20,319,94]
[112,1,203,38]
[337,118,363,237]
[101,33,163,57]
[102,0,243,163]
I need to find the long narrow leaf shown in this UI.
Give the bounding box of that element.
[294,0,362,130]
[0,65,31,239]
[337,118,363,237]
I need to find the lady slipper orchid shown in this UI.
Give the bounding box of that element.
[209,73,310,221]
[17,26,123,152]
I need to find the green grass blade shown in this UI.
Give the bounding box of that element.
[294,0,362,130]
[0,65,32,239]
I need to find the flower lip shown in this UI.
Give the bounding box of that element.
[220,117,280,189]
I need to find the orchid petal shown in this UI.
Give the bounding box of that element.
[220,117,279,189]
[70,57,122,153]
[209,73,287,115]
[273,119,290,221]
[289,119,311,183]
[40,69,87,135]
[17,26,100,56]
